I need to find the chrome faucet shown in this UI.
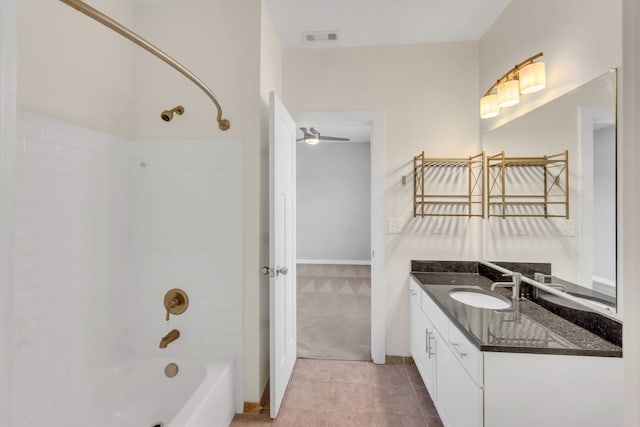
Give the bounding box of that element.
[159,329,180,349]
[490,272,522,300]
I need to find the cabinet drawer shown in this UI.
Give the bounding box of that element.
[420,289,449,337]
[447,321,483,386]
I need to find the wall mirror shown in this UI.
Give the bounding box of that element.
[481,69,618,315]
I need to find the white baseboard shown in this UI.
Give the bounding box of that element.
[296,259,371,266]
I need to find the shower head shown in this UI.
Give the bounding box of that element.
[161,106,184,122]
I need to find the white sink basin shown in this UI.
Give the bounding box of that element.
[449,288,512,310]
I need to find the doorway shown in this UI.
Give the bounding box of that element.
[293,111,385,364]
[296,125,371,360]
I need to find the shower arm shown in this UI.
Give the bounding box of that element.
[59,0,230,131]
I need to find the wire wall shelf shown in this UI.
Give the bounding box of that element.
[487,150,569,219]
[413,151,485,218]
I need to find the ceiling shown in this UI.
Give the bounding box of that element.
[264,0,512,49]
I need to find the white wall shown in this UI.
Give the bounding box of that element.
[131,0,267,405]
[297,141,371,262]
[480,0,622,133]
[13,110,131,426]
[283,43,481,356]
[18,0,134,137]
[128,138,243,410]
[622,0,640,423]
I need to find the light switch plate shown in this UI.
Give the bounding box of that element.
[387,217,403,234]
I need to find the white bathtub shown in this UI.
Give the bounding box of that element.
[25,358,235,427]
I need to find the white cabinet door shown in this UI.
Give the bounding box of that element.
[410,296,436,395]
[436,329,483,427]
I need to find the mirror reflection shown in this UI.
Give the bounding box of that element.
[481,70,617,313]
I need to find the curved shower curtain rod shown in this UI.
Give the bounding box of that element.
[59,0,230,131]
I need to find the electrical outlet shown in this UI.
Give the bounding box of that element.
[387,217,403,234]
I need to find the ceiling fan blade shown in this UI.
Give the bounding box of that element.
[296,138,306,141]
[299,127,309,134]
[318,135,350,141]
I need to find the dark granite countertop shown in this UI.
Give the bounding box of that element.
[411,271,622,357]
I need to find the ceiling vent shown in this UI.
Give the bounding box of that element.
[301,31,339,44]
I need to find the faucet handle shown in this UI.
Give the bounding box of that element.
[164,289,189,321]
[502,272,522,280]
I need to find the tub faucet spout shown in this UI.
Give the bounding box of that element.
[159,329,180,349]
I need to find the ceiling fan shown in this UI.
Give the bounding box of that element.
[297,127,350,145]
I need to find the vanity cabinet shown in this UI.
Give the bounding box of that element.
[409,279,482,427]
[408,276,623,427]
[409,284,436,393]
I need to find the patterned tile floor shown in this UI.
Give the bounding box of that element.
[297,264,371,360]
[230,359,443,427]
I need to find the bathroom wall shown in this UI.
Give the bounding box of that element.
[131,0,269,404]
[17,0,134,137]
[12,110,131,425]
[479,0,622,293]
[479,0,622,133]
[283,42,481,355]
[127,138,244,410]
[622,0,640,423]
[297,142,371,263]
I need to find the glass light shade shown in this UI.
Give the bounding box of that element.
[305,136,319,145]
[480,94,499,119]
[497,79,520,107]
[519,61,546,94]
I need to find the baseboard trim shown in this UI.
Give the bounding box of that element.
[297,259,371,265]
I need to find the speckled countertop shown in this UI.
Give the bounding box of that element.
[411,271,622,357]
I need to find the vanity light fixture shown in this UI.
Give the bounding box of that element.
[480,52,546,119]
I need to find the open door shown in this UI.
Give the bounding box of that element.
[268,91,297,418]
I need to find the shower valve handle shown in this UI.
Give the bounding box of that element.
[164,289,189,321]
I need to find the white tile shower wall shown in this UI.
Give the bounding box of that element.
[128,139,243,408]
[13,110,131,425]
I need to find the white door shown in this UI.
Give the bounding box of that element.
[268,91,297,418]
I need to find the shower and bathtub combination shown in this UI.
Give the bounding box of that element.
[11,1,242,425]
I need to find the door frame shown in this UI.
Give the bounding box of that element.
[293,110,386,364]
[0,0,16,418]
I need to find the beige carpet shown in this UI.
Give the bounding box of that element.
[297,264,371,360]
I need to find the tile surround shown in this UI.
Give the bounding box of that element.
[128,138,244,408]
[13,110,130,425]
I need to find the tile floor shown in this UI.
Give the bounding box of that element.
[297,264,371,360]
[230,358,443,427]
